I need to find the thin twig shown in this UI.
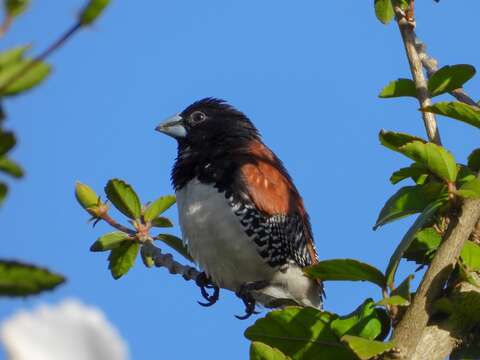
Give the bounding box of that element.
[394,5,441,145]
[405,0,415,22]
[0,16,13,38]
[0,22,82,94]
[415,38,480,108]
[98,212,136,236]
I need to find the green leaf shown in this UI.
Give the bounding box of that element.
[341,335,394,360]
[423,102,480,129]
[4,0,29,17]
[245,307,355,360]
[379,130,425,153]
[379,78,416,98]
[90,231,130,252]
[0,182,7,206]
[460,241,480,272]
[140,245,155,268]
[458,262,480,288]
[374,0,394,24]
[390,163,428,185]
[428,65,476,97]
[156,234,193,262]
[0,59,51,96]
[108,242,139,279]
[404,228,480,270]
[399,141,458,182]
[105,179,142,219]
[0,45,30,67]
[378,275,413,307]
[456,179,480,199]
[0,260,65,297]
[468,148,480,172]
[403,227,442,265]
[75,181,100,210]
[331,299,389,340]
[457,165,477,187]
[79,0,111,25]
[0,157,23,178]
[0,131,15,156]
[377,295,407,307]
[385,197,447,288]
[151,216,174,228]
[144,195,176,222]
[250,342,291,360]
[304,259,386,289]
[374,182,446,229]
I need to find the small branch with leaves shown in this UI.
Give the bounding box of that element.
[374,0,480,359]
[392,2,441,144]
[75,180,219,306]
[0,0,110,97]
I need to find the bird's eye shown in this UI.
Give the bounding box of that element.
[191,111,207,124]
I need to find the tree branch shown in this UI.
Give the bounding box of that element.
[393,5,441,144]
[411,277,480,360]
[388,4,480,358]
[141,240,201,281]
[391,195,480,359]
[414,37,480,108]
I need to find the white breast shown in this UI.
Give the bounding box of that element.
[176,179,273,291]
[176,178,322,309]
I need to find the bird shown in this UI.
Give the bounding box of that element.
[155,98,323,318]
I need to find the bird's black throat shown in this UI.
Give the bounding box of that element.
[170,98,261,192]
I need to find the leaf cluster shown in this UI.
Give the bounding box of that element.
[247,302,393,360]
[75,179,190,279]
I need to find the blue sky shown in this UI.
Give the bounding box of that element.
[1,1,479,359]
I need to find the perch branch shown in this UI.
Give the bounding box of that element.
[141,240,201,281]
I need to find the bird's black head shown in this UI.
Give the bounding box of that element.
[155,98,259,149]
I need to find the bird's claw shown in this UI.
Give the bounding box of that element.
[195,272,220,307]
[234,281,267,320]
[235,294,258,320]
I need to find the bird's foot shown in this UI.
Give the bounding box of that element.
[195,272,220,307]
[234,281,268,320]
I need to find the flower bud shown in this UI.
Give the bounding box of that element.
[75,181,99,210]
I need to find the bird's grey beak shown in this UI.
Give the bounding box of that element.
[155,114,187,138]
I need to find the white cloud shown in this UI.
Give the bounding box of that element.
[0,299,129,360]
